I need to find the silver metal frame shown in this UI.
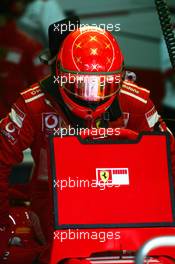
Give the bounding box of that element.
[135,236,175,264]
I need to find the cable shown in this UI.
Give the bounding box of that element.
[155,0,175,70]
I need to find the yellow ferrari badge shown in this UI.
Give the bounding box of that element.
[100,170,109,183]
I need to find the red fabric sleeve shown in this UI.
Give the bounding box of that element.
[0,96,34,226]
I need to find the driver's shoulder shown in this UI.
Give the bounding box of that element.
[17,82,54,117]
[119,81,151,113]
[20,83,45,103]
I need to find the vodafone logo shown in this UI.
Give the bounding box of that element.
[5,122,16,133]
[2,121,19,144]
[43,113,59,130]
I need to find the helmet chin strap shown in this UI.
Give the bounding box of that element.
[60,87,116,122]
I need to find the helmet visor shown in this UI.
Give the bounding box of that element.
[60,73,122,102]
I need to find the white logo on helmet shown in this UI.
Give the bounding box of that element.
[45,114,58,129]
[5,122,16,133]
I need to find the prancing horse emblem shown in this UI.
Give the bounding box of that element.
[100,170,109,183]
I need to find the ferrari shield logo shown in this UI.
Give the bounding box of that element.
[100,170,110,183]
[96,168,129,186]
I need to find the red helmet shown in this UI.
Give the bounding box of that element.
[56,26,124,120]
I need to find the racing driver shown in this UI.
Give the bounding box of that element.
[0,20,175,263]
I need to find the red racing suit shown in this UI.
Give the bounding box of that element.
[0,21,49,119]
[0,77,175,262]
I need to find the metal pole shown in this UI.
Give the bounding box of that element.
[135,236,175,264]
